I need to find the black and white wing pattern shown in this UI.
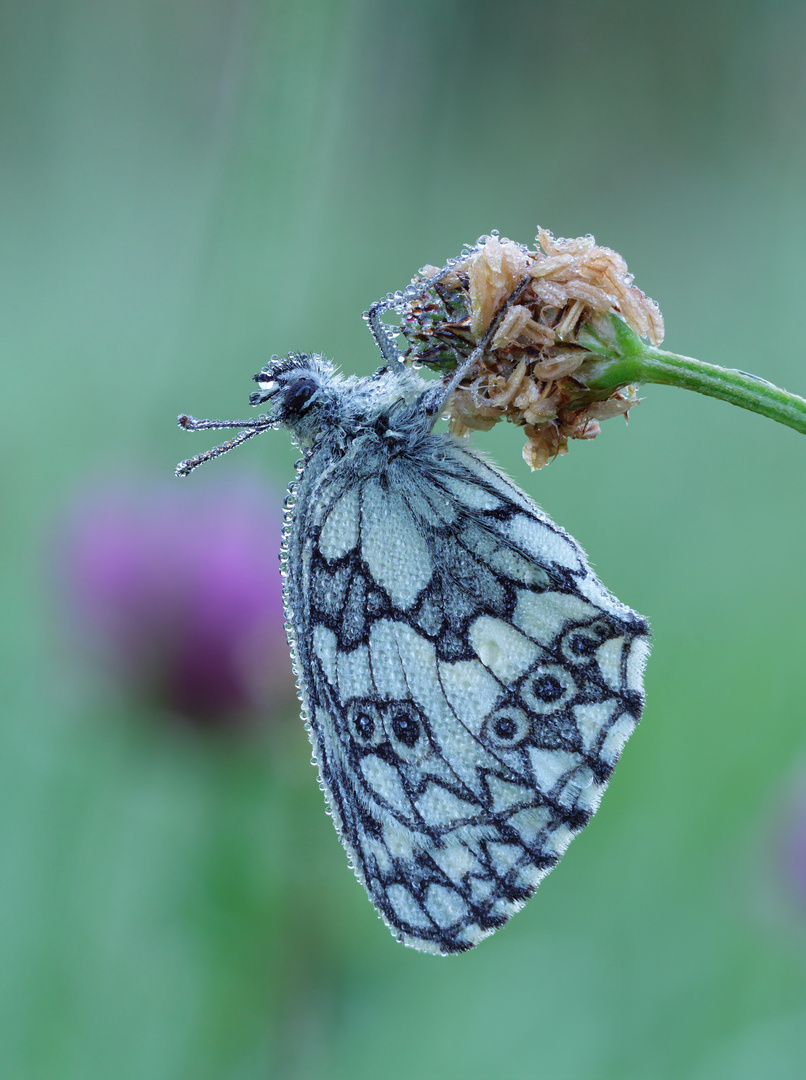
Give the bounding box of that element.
[284,432,649,955]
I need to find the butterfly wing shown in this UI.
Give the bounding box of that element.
[284,434,649,955]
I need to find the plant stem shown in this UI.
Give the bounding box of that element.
[579,317,806,436]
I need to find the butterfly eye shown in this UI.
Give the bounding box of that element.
[282,376,319,418]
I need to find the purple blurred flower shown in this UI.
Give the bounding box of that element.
[780,781,806,911]
[59,472,294,728]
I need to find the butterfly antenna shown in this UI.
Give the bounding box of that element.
[175,414,272,477]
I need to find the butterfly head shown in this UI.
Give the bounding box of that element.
[250,353,339,439]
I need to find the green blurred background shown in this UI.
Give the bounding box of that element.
[3,1,806,1077]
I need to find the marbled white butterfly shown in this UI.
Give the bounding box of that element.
[176,268,650,954]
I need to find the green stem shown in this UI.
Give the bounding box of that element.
[579,317,806,436]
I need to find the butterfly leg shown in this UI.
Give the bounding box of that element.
[423,274,532,424]
[365,253,484,371]
[364,295,406,369]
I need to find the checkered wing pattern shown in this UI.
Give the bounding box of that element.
[284,433,649,954]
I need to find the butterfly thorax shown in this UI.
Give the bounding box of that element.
[251,352,431,451]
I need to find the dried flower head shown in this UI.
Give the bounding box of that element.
[398,229,664,468]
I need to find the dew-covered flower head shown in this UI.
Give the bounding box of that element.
[396,229,664,469]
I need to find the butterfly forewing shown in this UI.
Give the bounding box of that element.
[285,431,649,954]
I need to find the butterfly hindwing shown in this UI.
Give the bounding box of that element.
[285,431,649,954]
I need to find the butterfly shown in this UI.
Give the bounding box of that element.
[176,267,650,954]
